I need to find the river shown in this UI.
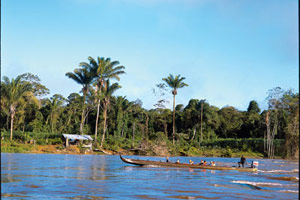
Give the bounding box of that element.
[1,153,298,199]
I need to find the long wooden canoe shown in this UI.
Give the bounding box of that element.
[120,155,257,172]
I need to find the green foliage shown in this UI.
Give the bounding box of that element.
[1,140,34,153]
[149,131,166,141]
[217,106,243,138]
[162,74,188,93]
[103,135,132,151]
[1,130,62,145]
[187,146,202,156]
[222,146,233,157]
[28,111,45,132]
[1,73,298,159]
[247,100,261,113]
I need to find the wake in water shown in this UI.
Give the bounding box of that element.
[258,169,299,173]
[231,180,299,193]
[278,190,299,193]
[267,176,299,182]
[231,180,298,187]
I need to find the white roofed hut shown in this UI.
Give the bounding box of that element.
[63,134,93,150]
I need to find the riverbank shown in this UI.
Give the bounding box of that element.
[2,131,294,159]
[1,141,282,159]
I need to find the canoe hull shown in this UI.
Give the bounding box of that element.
[120,155,257,172]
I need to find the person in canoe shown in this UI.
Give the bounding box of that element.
[199,160,204,165]
[189,160,194,164]
[166,156,169,162]
[238,155,246,167]
[203,160,207,166]
[176,159,180,163]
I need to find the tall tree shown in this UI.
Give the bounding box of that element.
[183,99,200,141]
[281,90,299,158]
[247,100,261,113]
[100,80,121,147]
[19,73,50,99]
[80,56,125,143]
[162,74,188,144]
[113,96,134,138]
[239,100,262,138]
[46,94,66,133]
[266,87,284,158]
[218,106,243,138]
[66,67,94,135]
[1,76,32,140]
[17,73,49,133]
[62,93,82,134]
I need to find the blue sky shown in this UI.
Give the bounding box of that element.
[2,0,298,111]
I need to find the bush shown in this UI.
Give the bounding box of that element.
[187,146,202,156]
[149,132,167,141]
[222,146,233,157]
[47,138,63,145]
[103,135,133,150]
[1,141,34,153]
[1,130,63,144]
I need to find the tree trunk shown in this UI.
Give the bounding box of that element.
[139,124,145,139]
[163,122,168,138]
[145,114,149,139]
[121,125,124,137]
[10,112,15,141]
[100,103,108,148]
[51,113,54,133]
[191,127,196,141]
[264,130,266,154]
[200,102,203,144]
[132,122,136,147]
[66,111,72,127]
[116,109,123,138]
[6,115,9,131]
[79,94,86,135]
[94,98,101,143]
[266,111,271,157]
[270,119,278,158]
[172,94,176,145]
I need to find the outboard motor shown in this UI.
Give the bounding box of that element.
[252,161,259,168]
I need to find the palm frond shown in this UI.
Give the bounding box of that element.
[65,72,82,85]
[162,74,188,91]
[88,56,98,67]
[79,62,91,69]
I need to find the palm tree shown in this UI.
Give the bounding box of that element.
[162,74,188,144]
[66,67,94,135]
[100,80,121,147]
[1,76,32,140]
[80,56,125,143]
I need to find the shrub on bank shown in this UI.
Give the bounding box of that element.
[1,130,63,145]
[1,140,34,153]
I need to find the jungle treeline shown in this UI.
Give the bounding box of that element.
[1,57,299,158]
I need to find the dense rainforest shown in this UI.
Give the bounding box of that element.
[1,57,299,159]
